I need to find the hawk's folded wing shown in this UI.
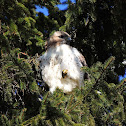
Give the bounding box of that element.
[72,47,90,80]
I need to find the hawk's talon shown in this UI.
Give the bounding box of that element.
[62,69,68,78]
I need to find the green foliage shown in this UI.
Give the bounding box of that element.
[1,56,125,126]
[0,49,41,125]
[0,0,126,125]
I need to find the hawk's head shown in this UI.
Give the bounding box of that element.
[45,31,71,49]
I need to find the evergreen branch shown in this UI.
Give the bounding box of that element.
[43,92,49,104]
[69,94,74,107]
[18,52,28,59]
[66,94,75,110]
[9,54,26,74]
[20,114,46,126]
[67,101,81,113]
[84,56,115,99]
[95,56,115,84]
[116,78,126,90]
[0,20,1,34]
[56,101,63,107]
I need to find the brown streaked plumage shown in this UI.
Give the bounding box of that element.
[45,31,71,49]
[39,31,89,93]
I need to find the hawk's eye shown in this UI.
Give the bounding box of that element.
[59,35,64,38]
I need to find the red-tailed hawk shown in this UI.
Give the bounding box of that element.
[39,31,88,93]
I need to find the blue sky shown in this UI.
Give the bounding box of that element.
[36,6,49,16]
[119,69,126,82]
[35,0,76,16]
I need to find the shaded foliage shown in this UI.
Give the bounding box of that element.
[0,0,126,125]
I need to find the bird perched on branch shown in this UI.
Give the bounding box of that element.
[38,31,88,93]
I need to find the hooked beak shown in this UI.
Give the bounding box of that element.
[66,37,71,45]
